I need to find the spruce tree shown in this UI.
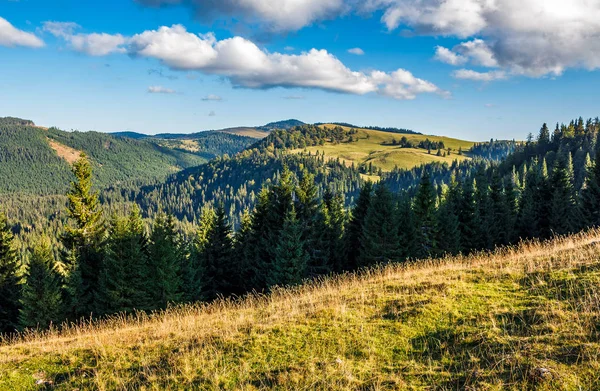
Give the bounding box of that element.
[269,208,308,287]
[19,237,62,330]
[183,207,215,302]
[397,195,419,259]
[0,212,21,333]
[360,185,400,266]
[458,179,478,253]
[62,153,106,318]
[436,180,461,256]
[345,182,372,270]
[99,205,150,314]
[581,134,600,227]
[413,172,438,258]
[148,214,182,309]
[200,207,235,300]
[550,153,580,235]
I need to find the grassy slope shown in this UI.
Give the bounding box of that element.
[2,231,600,390]
[290,124,475,173]
[217,127,270,139]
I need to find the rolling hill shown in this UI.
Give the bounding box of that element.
[0,117,255,194]
[2,231,599,390]
[290,124,476,173]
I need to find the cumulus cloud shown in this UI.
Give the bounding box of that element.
[452,69,507,82]
[0,17,44,48]
[136,0,346,32]
[43,21,125,55]
[348,47,364,55]
[434,46,467,66]
[372,0,600,78]
[202,94,222,101]
[148,85,177,93]
[136,1,600,79]
[127,25,445,99]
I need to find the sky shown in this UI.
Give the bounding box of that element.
[1,0,600,141]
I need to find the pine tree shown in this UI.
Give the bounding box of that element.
[148,214,182,309]
[0,212,21,333]
[458,179,479,253]
[436,179,461,256]
[99,205,151,314]
[397,195,419,259]
[19,237,62,330]
[324,190,346,273]
[200,207,235,300]
[360,185,400,266]
[581,134,600,227]
[344,182,372,270]
[62,153,106,318]
[233,209,253,294]
[269,208,308,287]
[413,172,438,258]
[550,153,580,235]
[182,207,215,302]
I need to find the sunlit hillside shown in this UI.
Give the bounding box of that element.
[288,124,475,174]
[2,231,600,390]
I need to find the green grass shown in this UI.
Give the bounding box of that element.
[291,125,475,173]
[2,231,600,390]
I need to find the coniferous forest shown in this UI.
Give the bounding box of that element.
[1,117,600,334]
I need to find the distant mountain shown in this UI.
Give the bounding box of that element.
[258,119,305,131]
[110,131,149,139]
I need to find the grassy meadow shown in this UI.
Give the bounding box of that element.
[2,230,600,390]
[289,125,475,173]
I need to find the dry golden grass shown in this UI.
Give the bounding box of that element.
[2,231,600,390]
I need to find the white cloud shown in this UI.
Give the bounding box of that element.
[137,0,346,32]
[434,46,467,66]
[0,17,44,48]
[202,94,222,101]
[43,21,125,56]
[372,0,600,78]
[452,69,507,82]
[139,1,600,79]
[148,85,177,94]
[348,47,364,55]
[127,25,446,99]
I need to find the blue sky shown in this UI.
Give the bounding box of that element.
[1,0,599,141]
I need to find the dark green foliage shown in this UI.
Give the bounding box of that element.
[549,153,580,235]
[19,237,62,330]
[200,207,235,300]
[345,182,372,270]
[413,172,438,258]
[99,205,150,314]
[360,185,400,266]
[269,208,308,287]
[148,214,182,308]
[436,180,461,256]
[0,212,21,333]
[62,154,106,318]
[581,135,600,227]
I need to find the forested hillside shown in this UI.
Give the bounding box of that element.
[0,117,254,194]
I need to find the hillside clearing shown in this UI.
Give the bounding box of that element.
[2,230,600,390]
[47,138,82,165]
[290,125,475,173]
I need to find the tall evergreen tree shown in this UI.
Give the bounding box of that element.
[19,237,62,330]
[62,153,106,318]
[549,153,580,235]
[200,207,235,300]
[360,185,400,266]
[581,134,600,227]
[0,212,20,333]
[413,172,438,258]
[458,179,478,254]
[436,179,461,256]
[148,214,182,309]
[182,207,215,302]
[99,205,150,314]
[269,208,308,287]
[344,182,372,270]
